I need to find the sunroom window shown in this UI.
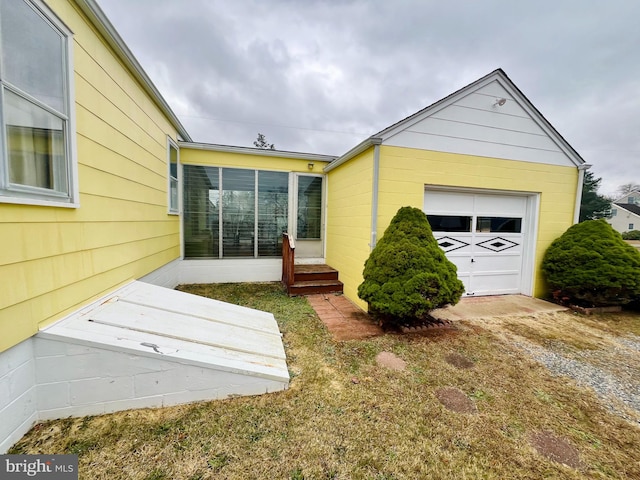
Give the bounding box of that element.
[0,0,74,204]
[168,139,179,213]
[183,165,288,258]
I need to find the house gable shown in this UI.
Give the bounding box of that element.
[613,189,640,205]
[608,203,640,233]
[379,69,584,168]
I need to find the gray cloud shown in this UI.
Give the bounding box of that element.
[98,0,640,195]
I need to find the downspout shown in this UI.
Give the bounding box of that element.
[573,164,592,224]
[370,138,383,250]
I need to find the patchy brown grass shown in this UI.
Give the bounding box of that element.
[10,283,640,479]
[575,310,640,337]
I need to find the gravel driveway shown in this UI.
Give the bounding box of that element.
[476,312,640,425]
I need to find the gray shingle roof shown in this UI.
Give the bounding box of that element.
[615,203,640,216]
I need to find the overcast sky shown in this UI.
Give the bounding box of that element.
[98,0,639,197]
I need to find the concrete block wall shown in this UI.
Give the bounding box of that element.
[33,337,286,421]
[0,335,287,453]
[0,340,38,453]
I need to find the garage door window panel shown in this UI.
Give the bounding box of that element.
[426,215,472,232]
[476,217,522,233]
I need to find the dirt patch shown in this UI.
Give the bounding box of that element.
[375,351,407,371]
[444,352,475,369]
[529,430,583,469]
[435,387,477,414]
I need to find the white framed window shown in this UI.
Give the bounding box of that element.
[630,224,635,230]
[0,0,77,206]
[167,138,179,214]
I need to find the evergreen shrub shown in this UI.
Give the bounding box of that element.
[542,219,640,307]
[622,230,640,240]
[357,206,465,329]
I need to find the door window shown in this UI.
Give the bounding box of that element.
[296,176,322,239]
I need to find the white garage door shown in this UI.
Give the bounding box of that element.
[424,190,530,296]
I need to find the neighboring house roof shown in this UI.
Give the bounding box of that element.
[325,68,586,172]
[74,0,192,142]
[614,203,640,217]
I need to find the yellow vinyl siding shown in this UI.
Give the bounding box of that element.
[1,248,176,351]
[377,146,578,297]
[180,148,330,174]
[325,149,374,309]
[0,0,180,352]
[0,221,177,266]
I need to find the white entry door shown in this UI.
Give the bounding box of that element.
[424,190,530,296]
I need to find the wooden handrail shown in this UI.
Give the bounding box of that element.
[282,233,295,293]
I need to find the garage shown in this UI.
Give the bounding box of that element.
[424,189,537,296]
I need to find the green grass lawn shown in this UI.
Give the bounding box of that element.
[11,283,640,479]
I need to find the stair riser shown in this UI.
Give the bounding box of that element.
[294,272,339,282]
[289,284,344,295]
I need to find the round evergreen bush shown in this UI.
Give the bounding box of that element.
[357,206,465,329]
[622,230,640,240]
[542,219,640,307]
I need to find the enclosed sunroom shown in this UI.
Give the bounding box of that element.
[177,143,337,284]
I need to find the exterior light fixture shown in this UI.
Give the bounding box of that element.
[493,98,507,107]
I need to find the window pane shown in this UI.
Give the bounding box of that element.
[476,217,522,233]
[222,168,255,257]
[168,143,178,212]
[427,215,471,232]
[297,176,322,239]
[183,166,219,258]
[169,144,178,179]
[5,90,65,192]
[258,171,288,257]
[170,178,178,211]
[1,0,65,113]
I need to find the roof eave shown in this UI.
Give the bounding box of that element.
[179,141,337,162]
[74,0,192,142]
[323,137,382,173]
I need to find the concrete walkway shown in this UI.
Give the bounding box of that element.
[432,295,567,321]
[307,294,566,340]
